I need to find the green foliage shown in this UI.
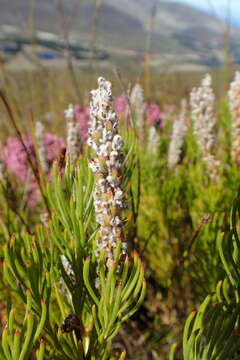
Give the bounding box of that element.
[1,70,240,359]
[172,191,240,360]
[0,141,145,359]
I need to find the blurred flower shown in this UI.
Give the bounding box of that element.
[4,135,35,181]
[115,95,128,117]
[130,84,144,112]
[130,83,145,141]
[44,133,65,163]
[4,133,65,207]
[190,74,220,182]
[168,99,188,168]
[148,126,160,155]
[228,72,240,166]
[145,103,164,128]
[74,105,90,143]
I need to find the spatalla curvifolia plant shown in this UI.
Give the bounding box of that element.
[0,78,146,360]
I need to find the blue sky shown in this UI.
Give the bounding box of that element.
[174,0,240,24]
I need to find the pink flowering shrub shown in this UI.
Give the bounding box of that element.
[4,134,65,181]
[4,135,35,181]
[74,105,90,143]
[114,95,128,117]
[4,134,65,207]
[44,133,65,163]
[145,103,165,128]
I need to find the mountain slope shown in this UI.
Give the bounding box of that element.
[0,0,239,67]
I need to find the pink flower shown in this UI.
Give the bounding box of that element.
[44,133,65,163]
[4,135,35,181]
[145,103,165,128]
[74,105,90,143]
[114,95,128,116]
[4,133,65,208]
[4,134,65,180]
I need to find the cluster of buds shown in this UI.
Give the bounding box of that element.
[228,72,240,166]
[35,121,49,173]
[168,99,188,168]
[190,74,220,182]
[65,104,82,162]
[130,83,145,141]
[88,77,127,264]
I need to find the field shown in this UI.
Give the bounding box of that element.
[0,34,240,359]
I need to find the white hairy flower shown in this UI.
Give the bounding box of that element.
[64,104,75,119]
[35,121,49,173]
[89,77,127,265]
[190,74,220,182]
[65,104,82,162]
[148,126,160,155]
[168,99,188,168]
[130,83,145,141]
[229,72,240,166]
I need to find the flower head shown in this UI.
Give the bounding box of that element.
[88,77,127,264]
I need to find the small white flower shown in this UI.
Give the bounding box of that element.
[64,104,74,119]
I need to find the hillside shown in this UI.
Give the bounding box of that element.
[0,0,239,69]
